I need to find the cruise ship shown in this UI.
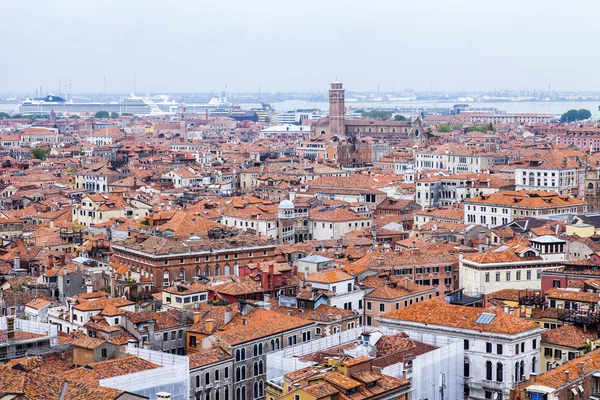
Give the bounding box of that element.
[15,94,177,116]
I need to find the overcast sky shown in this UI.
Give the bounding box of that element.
[1,0,598,94]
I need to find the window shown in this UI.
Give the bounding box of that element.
[225,367,229,379]
[532,339,537,349]
[496,362,503,382]
[379,303,385,312]
[464,339,469,350]
[527,270,532,280]
[495,272,500,282]
[485,272,490,282]
[497,344,503,355]
[486,361,492,380]
[163,332,168,342]
[521,342,525,352]
[367,302,372,310]
[101,348,107,358]
[506,272,511,281]
[486,342,492,353]
[205,372,210,385]
[464,362,470,377]
[347,283,352,292]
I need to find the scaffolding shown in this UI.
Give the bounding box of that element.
[100,346,189,400]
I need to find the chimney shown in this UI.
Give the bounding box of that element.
[564,370,570,383]
[205,319,215,334]
[193,311,201,324]
[242,317,248,326]
[224,309,232,324]
[48,254,54,269]
[579,361,585,375]
[127,339,137,349]
[61,351,66,360]
[14,255,20,270]
[261,270,269,291]
[263,293,271,303]
[86,285,92,293]
[328,314,333,322]
[268,263,275,290]
[530,373,537,383]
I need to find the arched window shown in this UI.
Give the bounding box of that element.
[520,361,525,381]
[253,382,258,398]
[215,391,220,400]
[259,360,264,375]
[546,361,552,371]
[204,266,210,277]
[528,172,535,186]
[486,361,492,380]
[259,380,264,396]
[235,387,241,400]
[253,362,258,376]
[589,183,594,189]
[215,369,219,381]
[275,338,280,349]
[224,265,230,275]
[496,362,503,382]
[179,269,185,282]
[163,270,169,284]
[195,267,200,277]
[224,387,229,400]
[241,365,246,380]
[532,357,537,373]
[235,349,240,362]
[253,344,258,356]
[241,348,246,360]
[270,339,275,351]
[215,265,221,276]
[205,372,210,385]
[258,343,263,354]
[225,367,229,379]
[515,362,519,382]
[236,367,241,382]
[241,385,246,400]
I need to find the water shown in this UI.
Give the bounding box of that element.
[2,100,599,115]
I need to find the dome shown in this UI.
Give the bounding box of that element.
[278,199,294,209]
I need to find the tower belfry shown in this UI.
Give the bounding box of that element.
[329,81,345,135]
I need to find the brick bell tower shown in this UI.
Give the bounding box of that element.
[329,81,345,135]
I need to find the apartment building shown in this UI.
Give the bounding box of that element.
[464,190,587,228]
[379,298,542,400]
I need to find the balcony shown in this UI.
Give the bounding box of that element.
[482,380,505,390]
[519,289,545,307]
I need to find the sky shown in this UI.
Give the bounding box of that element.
[1,0,598,94]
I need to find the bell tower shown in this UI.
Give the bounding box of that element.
[329,81,345,135]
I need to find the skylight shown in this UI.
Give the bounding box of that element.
[475,313,496,324]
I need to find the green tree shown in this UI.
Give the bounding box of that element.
[0,112,9,119]
[579,109,592,120]
[437,123,452,132]
[467,125,495,133]
[69,114,80,119]
[31,147,49,160]
[11,114,24,118]
[94,111,110,118]
[66,167,76,173]
[121,113,134,116]
[394,114,407,121]
[110,111,119,118]
[561,109,591,123]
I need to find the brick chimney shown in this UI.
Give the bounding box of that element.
[564,370,570,383]
[47,254,54,269]
[268,263,275,289]
[205,319,214,334]
[193,312,201,324]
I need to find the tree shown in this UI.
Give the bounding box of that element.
[121,113,134,116]
[11,114,24,119]
[94,111,110,118]
[394,114,407,121]
[31,147,49,160]
[69,114,80,119]
[437,123,452,132]
[560,109,591,123]
[66,167,76,173]
[467,125,495,133]
[0,112,9,119]
[579,109,592,120]
[110,112,119,118]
